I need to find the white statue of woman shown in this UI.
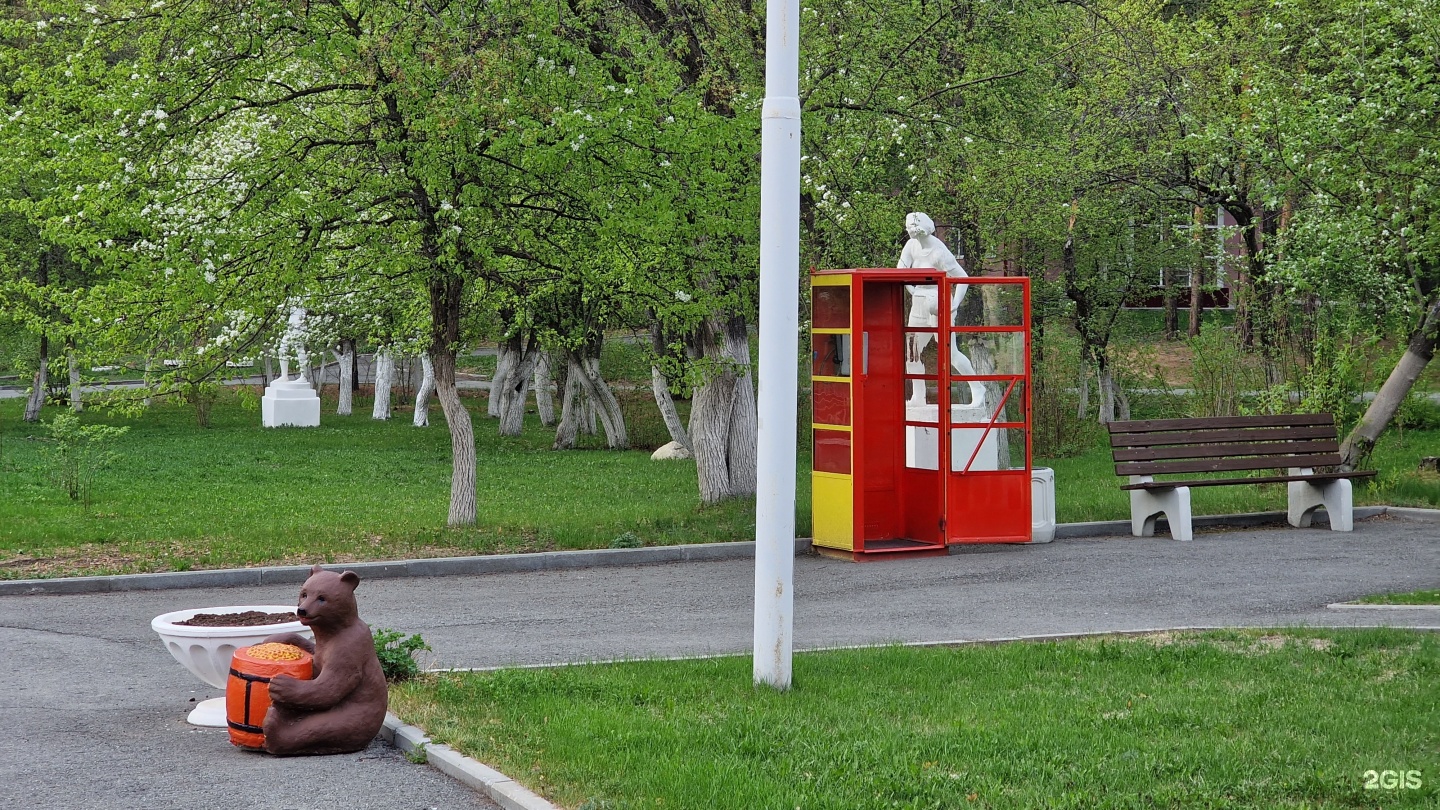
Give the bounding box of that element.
[277,305,310,383]
[896,212,984,408]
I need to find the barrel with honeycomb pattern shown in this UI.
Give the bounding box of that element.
[226,643,314,749]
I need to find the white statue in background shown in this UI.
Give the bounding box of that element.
[897,212,984,408]
[277,304,310,383]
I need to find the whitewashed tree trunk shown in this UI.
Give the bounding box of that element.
[372,349,393,419]
[431,345,476,526]
[413,353,435,427]
[68,352,82,413]
[1341,293,1440,469]
[577,354,627,448]
[533,352,555,426]
[552,362,584,449]
[1098,365,1116,424]
[581,359,598,435]
[497,339,541,437]
[652,365,691,452]
[488,341,517,418]
[690,367,737,505]
[687,315,757,505]
[1076,363,1090,420]
[722,319,757,495]
[23,334,47,422]
[335,340,355,416]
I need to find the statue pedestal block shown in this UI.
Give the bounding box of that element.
[262,379,320,427]
[903,403,999,471]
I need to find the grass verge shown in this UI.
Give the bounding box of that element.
[1354,590,1440,606]
[389,628,1439,809]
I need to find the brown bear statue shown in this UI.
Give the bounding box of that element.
[259,565,389,756]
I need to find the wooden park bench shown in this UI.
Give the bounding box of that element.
[1106,414,1376,541]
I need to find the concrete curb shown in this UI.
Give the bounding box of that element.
[382,714,559,810]
[0,538,814,596]
[4,505,1434,597]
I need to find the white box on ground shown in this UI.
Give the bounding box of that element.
[261,379,320,427]
[1030,467,1056,543]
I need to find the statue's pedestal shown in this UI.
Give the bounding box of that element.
[904,402,999,471]
[262,379,320,427]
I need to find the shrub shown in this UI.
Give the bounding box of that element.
[40,412,129,508]
[373,628,430,682]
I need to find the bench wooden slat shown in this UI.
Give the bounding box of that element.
[1116,453,1345,477]
[1120,470,1378,490]
[1109,426,1337,448]
[1107,414,1334,433]
[1112,439,1340,462]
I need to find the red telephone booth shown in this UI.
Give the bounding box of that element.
[810,268,1031,559]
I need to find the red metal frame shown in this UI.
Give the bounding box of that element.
[813,268,1031,556]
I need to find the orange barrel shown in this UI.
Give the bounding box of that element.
[226,643,314,749]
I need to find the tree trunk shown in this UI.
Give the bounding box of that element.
[68,351,82,413]
[552,362,583,450]
[1340,293,1440,469]
[652,365,692,451]
[722,318,757,495]
[1161,271,1180,341]
[488,339,517,418]
[690,364,738,504]
[534,352,556,426]
[429,269,476,526]
[372,349,393,419]
[1075,363,1089,421]
[687,315,756,504]
[1189,204,1205,338]
[414,353,435,427]
[1097,360,1116,424]
[498,336,541,437]
[335,339,355,416]
[23,333,47,422]
[574,354,627,449]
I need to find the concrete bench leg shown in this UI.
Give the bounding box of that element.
[1288,471,1353,531]
[1129,477,1192,541]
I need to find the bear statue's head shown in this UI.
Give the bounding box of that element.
[294,564,361,629]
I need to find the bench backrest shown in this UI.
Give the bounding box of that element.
[1107,414,1342,478]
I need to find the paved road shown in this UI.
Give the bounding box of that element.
[1,514,1436,809]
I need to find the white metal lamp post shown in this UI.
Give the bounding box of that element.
[753,0,801,690]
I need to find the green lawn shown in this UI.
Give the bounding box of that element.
[0,393,787,579]
[390,628,1439,809]
[1355,589,1440,606]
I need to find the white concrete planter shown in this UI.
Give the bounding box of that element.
[151,605,312,727]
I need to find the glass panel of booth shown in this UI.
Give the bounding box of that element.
[951,331,1026,377]
[812,284,851,329]
[812,331,851,378]
[949,280,1025,328]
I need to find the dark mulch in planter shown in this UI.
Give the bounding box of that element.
[175,610,299,627]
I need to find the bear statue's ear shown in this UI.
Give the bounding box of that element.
[311,563,326,575]
[340,570,360,590]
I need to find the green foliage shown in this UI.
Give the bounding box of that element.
[38,411,128,508]
[608,532,642,549]
[1187,322,1257,418]
[373,628,430,683]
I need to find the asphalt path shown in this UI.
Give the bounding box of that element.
[1,514,1437,809]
